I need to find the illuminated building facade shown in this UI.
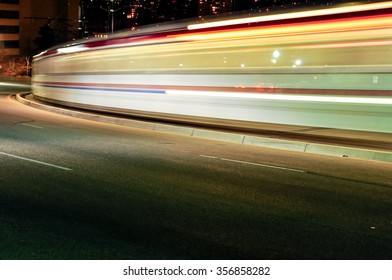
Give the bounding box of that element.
[106,0,198,28]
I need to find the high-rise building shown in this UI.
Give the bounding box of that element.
[0,0,79,58]
[0,0,20,57]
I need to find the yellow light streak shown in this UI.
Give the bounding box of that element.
[187,1,392,30]
[176,16,392,42]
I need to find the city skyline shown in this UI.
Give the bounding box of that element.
[80,0,349,35]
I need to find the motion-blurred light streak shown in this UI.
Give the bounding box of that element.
[31,1,392,133]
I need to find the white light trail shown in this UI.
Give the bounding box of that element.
[166,90,392,105]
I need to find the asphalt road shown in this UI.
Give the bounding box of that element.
[1,83,392,259]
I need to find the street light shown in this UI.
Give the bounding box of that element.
[101,0,122,33]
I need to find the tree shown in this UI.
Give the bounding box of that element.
[33,24,56,54]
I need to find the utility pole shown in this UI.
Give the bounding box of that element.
[79,0,88,38]
[101,0,122,33]
[231,0,238,12]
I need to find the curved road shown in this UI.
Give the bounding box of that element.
[1,82,392,259]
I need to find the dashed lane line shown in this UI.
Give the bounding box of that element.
[200,155,305,173]
[20,123,43,129]
[0,152,72,171]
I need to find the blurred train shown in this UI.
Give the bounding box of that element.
[32,1,392,133]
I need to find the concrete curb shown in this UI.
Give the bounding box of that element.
[16,93,392,163]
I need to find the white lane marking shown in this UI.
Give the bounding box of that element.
[200,155,218,159]
[0,152,72,171]
[21,123,43,129]
[200,155,305,173]
[221,158,305,173]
